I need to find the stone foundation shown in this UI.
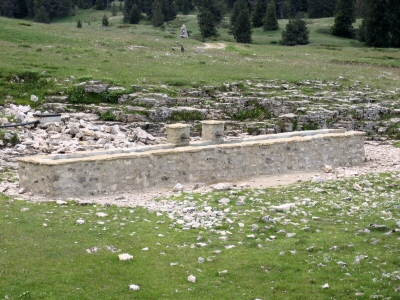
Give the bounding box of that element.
[18,128,366,198]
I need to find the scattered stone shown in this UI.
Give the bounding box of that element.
[322,283,329,289]
[119,253,134,261]
[270,203,296,212]
[30,95,39,102]
[353,183,362,191]
[172,183,184,192]
[56,200,68,205]
[323,165,333,173]
[187,275,196,283]
[129,284,140,291]
[198,257,205,263]
[212,182,233,191]
[96,212,108,217]
[76,219,86,225]
[20,207,29,212]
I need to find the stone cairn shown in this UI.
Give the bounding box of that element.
[180,24,189,38]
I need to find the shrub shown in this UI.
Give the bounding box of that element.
[102,14,109,26]
[281,18,309,46]
[101,110,117,121]
[77,20,82,28]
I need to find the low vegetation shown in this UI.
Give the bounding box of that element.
[0,173,399,299]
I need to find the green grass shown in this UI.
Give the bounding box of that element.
[1,173,399,299]
[1,13,400,106]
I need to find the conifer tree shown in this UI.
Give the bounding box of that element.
[182,0,189,14]
[263,1,279,31]
[34,5,50,23]
[331,0,355,38]
[307,0,336,18]
[129,4,141,24]
[102,13,109,26]
[152,0,164,26]
[77,19,82,28]
[233,8,252,43]
[197,9,217,40]
[252,0,267,28]
[111,2,117,16]
[359,0,390,47]
[230,0,247,33]
[388,0,400,47]
[281,17,309,45]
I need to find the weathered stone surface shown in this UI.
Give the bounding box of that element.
[18,130,365,197]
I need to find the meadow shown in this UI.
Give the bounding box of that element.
[1,10,400,106]
[1,9,400,299]
[0,173,399,299]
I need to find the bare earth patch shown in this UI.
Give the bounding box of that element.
[197,43,226,50]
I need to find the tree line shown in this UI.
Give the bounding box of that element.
[0,0,399,48]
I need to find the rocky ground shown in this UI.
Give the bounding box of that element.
[1,84,400,228]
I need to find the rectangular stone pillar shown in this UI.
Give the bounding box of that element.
[201,120,225,143]
[166,123,191,147]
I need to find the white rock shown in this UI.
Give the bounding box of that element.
[225,245,236,249]
[76,219,86,225]
[20,208,30,212]
[198,257,205,263]
[142,247,149,251]
[172,183,184,192]
[311,176,325,183]
[286,233,296,238]
[119,253,134,261]
[270,203,296,212]
[322,283,329,289]
[96,212,108,217]
[212,182,233,191]
[187,275,196,283]
[219,198,230,205]
[353,183,362,191]
[30,95,39,102]
[56,200,68,205]
[323,165,333,173]
[129,284,140,291]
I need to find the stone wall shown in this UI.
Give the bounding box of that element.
[18,129,366,198]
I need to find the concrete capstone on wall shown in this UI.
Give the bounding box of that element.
[18,129,366,198]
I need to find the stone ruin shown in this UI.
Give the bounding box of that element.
[18,121,366,198]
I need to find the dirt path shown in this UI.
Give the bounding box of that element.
[198,43,226,50]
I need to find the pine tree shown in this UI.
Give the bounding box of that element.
[388,0,400,47]
[102,13,109,26]
[34,5,50,23]
[123,0,134,22]
[252,0,267,28]
[331,0,355,38]
[77,19,82,28]
[129,4,141,24]
[111,2,117,16]
[197,9,217,40]
[263,1,279,31]
[359,0,390,47]
[233,9,252,43]
[182,0,189,14]
[152,0,164,26]
[95,0,105,10]
[307,0,336,18]
[281,17,309,45]
[230,0,247,33]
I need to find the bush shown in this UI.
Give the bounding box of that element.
[102,14,109,26]
[281,18,309,46]
[101,110,117,121]
[77,20,82,28]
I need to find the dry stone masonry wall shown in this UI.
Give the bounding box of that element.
[18,125,366,198]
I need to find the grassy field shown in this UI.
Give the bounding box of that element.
[0,173,399,299]
[1,10,400,106]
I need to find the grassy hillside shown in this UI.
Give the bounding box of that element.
[1,11,400,104]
